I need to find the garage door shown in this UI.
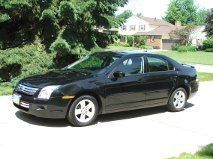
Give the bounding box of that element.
[162,39,180,50]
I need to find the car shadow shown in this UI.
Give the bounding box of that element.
[98,102,194,123]
[15,102,194,127]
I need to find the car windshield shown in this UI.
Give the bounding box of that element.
[65,52,123,74]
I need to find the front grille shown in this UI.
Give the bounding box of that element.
[20,101,30,109]
[17,84,39,96]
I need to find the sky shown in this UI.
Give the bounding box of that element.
[116,0,213,19]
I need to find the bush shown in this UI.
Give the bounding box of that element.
[135,36,147,47]
[177,46,197,52]
[50,38,71,54]
[205,48,213,52]
[140,45,153,50]
[171,45,179,51]
[112,42,129,47]
[203,38,213,49]
[126,36,134,46]
[0,45,54,86]
[50,38,79,68]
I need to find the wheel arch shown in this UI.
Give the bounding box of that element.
[67,90,104,115]
[170,85,190,100]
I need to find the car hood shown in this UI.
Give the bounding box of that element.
[19,69,91,88]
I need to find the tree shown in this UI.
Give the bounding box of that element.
[116,10,133,25]
[169,24,196,45]
[0,0,128,51]
[196,8,208,25]
[205,9,213,38]
[164,0,197,25]
[136,13,143,17]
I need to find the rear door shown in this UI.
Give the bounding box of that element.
[142,55,178,107]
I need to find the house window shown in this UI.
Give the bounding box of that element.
[139,25,146,31]
[122,25,127,31]
[130,25,136,31]
[150,36,155,42]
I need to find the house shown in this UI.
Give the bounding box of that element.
[118,15,206,50]
[190,26,207,47]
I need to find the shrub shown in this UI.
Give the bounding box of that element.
[203,38,213,49]
[135,36,147,47]
[126,36,134,46]
[171,45,179,51]
[112,42,129,47]
[177,45,197,52]
[50,38,79,68]
[0,45,53,85]
[205,48,213,52]
[140,45,153,50]
[50,38,71,54]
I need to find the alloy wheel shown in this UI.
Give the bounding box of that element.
[74,99,96,123]
[173,90,186,109]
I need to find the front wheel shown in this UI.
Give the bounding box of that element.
[67,95,99,127]
[167,88,187,112]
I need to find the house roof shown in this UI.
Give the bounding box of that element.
[134,25,185,36]
[132,16,186,36]
[139,16,174,27]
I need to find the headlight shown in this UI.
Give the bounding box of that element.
[38,86,60,100]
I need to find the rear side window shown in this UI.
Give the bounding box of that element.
[147,57,173,72]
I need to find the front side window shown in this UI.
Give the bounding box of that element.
[114,56,144,75]
[147,57,173,72]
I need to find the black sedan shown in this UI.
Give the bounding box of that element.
[12,51,199,126]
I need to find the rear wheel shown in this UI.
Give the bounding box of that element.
[67,95,99,127]
[167,88,187,112]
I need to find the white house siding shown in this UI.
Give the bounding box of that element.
[190,26,207,46]
[118,16,150,35]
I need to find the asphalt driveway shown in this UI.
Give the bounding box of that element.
[0,82,213,159]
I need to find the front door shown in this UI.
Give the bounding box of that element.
[104,56,146,112]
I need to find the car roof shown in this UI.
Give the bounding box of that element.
[114,50,156,56]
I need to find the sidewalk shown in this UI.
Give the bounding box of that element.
[191,64,213,73]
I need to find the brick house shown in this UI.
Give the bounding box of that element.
[118,15,206,50]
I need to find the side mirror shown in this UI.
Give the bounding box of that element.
[113,71,125,79]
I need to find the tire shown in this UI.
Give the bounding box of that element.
[167,88,187,112]
[67,95,99,127]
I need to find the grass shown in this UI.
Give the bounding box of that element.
[0,86,13,96]
[159,51,213,66]
[169,144,213,159]
[199,72,213,82]
[106,45,213,65]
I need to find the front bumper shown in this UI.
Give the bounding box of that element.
[13,92,71,119]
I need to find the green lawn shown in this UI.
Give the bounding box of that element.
[0,86,13,96]
[159,51,213,66]
[169,144,213,159]
[106,45,213,65]
[199,72,213,82]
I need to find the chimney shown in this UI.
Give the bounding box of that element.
[175,21,181,27]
